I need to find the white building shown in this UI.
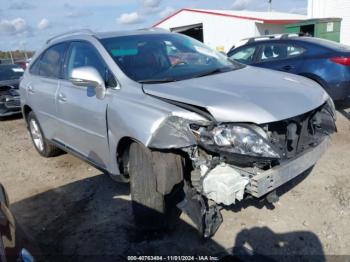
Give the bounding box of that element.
[154,8,306,52]
[308,0,350,45]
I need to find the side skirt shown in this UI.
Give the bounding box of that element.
[51,139,109,175]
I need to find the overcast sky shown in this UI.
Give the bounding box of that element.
[0,0,307,51]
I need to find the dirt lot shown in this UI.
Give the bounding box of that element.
[0,105,350,261]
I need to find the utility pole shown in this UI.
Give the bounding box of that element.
[22,43,28,60]
[9,51,14,64]
[268,0,272,12]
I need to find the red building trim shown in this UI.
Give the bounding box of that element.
[153,8,301,27]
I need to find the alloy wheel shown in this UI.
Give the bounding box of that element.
[29,119,44,152]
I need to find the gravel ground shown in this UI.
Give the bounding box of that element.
[0,105,349,261]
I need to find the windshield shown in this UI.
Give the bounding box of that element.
[0,65,24,81]
[100,33,243,83]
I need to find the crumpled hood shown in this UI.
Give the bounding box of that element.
[0,79,20,89]
[143,66,329,124]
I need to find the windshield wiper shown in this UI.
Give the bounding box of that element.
[138,78,176,84]
[193,67,233,78]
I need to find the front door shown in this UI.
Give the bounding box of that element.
[55,41,112,169]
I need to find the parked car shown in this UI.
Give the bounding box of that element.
[0,64,23,118]
[20,29,336,237]
[227,34,350,101]
[15,61,26,70]
[0,183,36,262]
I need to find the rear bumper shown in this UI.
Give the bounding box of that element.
[247,137,330,198]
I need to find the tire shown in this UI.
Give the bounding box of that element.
[0,233,6,262]
[129,142,183,230]
[27,111,61,157]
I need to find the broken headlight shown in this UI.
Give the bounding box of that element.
[191,124,280,159]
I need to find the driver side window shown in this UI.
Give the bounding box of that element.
[65,42,116,87]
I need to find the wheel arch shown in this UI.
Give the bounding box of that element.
[116,136,185,195]
[22,104,33,124]
[116,136,136,173]
[298,72,328,89]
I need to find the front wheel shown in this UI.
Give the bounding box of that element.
[128,142,183,230]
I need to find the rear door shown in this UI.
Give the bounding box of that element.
[26,43,68,140]
[56,41,115,169]
[253,43,305,73]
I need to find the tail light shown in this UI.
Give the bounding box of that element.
[330,57,350,66]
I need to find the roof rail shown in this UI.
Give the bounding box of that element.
[46,29,95,44]
[136,28,170,34]
[245,33,300,43]
[280,33,300,38]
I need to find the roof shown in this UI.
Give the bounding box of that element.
[233,36,350,52]
[153,8,307,27]
[95,28,169,39]
[47,28,170,45]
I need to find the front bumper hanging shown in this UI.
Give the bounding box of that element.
[0,95,21,116]
[247,137,330,198]
[182,137,331,238]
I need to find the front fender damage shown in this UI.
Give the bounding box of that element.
[147,116,198,149]
[145,114,227,237]
[145,114,208,196]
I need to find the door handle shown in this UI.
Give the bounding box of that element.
[27,85,34,94]
[58,93,67,102]
[282,65,293,71]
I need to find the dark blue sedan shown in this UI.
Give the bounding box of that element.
[227,36,350,101]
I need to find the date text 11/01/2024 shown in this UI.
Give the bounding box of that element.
[127,256,219,261]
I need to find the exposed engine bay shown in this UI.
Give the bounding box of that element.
[177,101,336,237]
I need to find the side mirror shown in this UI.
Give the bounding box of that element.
[70,66,106,100]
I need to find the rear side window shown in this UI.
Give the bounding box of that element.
[258,44,305,62]
[30,43,67,78]
[287,45,305,57]
[229,46,257,64]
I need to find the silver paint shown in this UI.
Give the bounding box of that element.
[143,66,329,124]
[20,29,331,177]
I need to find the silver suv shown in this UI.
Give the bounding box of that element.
[20,29,336,237]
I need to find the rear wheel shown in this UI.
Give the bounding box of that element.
[128,142,183,230]
[27,112,61,157]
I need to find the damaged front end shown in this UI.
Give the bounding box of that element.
[160,100,336,238]
[0,87,21,117]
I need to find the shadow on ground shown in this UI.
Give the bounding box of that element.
[11,174,325,262]
[0,113,22,121]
